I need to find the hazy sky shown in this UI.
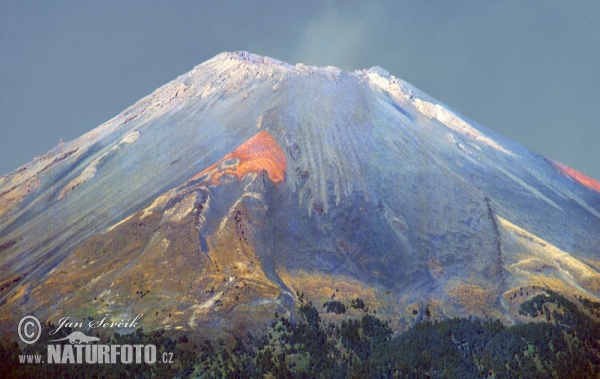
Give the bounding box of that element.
[1,1,599,179]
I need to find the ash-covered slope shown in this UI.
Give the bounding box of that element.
[1,52,599,337]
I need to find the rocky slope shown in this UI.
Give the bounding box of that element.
[1,52,599,339]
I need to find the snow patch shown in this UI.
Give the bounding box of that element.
[120,131,140,144]
[412,98,514,156]
[58,131,141,199]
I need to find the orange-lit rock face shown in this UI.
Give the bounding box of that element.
[552,160,600,193]
[190,131,286,184]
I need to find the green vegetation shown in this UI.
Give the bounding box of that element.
[323,300,347,314]
[351,297,366,310]
[3,291,600,378]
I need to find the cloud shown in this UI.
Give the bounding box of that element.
[292,4,384,70]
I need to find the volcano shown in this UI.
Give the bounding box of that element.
[1,52,599,340]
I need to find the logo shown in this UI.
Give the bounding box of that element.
[49,331,100,344]
[18,315,41,345]
[15,313,173,365]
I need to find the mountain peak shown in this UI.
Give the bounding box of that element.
[209,51,293,69]
[1,52,599,342]
[199,51,393,83]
